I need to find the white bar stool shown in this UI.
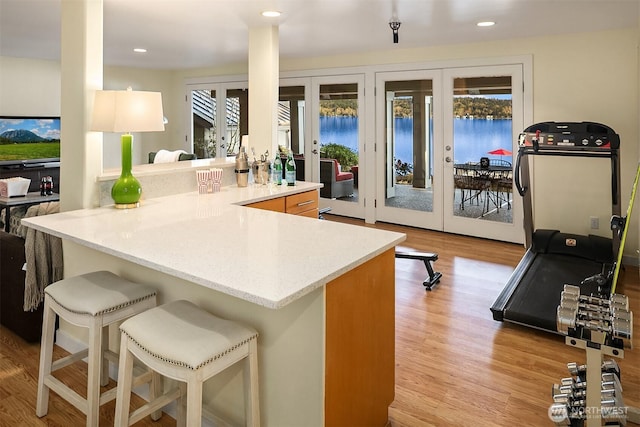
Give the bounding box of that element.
[36,271,158,427]
[114,299,260,427]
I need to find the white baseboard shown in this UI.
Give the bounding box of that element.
[54,329,215,427]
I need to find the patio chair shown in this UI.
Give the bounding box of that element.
[454,174,490,210]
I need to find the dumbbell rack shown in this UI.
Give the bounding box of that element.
[550,285,640,426]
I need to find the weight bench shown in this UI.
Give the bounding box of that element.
[395,250,442,290]
[318,207,332,220]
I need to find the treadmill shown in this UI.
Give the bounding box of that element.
[490,121,621,333]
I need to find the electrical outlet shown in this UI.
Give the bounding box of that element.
[590,216,599,229]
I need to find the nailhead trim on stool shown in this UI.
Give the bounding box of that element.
[114,299,260,427]
[36,271,157,427]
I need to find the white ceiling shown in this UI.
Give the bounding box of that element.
[1,0,638,70]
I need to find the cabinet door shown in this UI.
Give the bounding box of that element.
[285,190,318,216]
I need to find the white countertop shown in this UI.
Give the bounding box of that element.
[21,182,406,309]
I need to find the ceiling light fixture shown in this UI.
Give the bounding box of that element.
[262,10,281,17]
[389,19,401,44]
[133,48,147,53]
[477,21,495,27]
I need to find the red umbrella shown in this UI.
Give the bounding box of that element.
[487,148,512,156]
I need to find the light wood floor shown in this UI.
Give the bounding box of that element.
[326,215,639,427]
[1,215,638,426]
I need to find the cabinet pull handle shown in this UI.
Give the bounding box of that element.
[297,200,314,207]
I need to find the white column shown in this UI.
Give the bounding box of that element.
[60,0,103,210]
[248,26,279,157]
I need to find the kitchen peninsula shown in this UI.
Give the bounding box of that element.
[21,180,405,426]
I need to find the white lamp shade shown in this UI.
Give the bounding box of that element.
[91,89,165,133]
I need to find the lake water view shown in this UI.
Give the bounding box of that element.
[319,116,514,165]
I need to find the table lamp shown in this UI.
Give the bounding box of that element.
[91,87,165,208]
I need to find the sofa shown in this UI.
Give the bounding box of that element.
[0,202,62,342]
[0,227,43,342]
[285,156,354,199]
[148,151,197,163]
[319,158,354,199]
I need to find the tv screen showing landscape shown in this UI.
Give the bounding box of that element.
[0,116,61,165]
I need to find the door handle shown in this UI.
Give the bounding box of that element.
[445,156,452,163]
[312,149,318,155]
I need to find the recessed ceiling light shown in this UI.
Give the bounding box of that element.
[262,10,281,18]
[477,21,495,27]
[133,48,147,53]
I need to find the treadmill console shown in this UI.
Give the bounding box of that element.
[518,121,620,150]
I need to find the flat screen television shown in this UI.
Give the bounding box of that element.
[0,116,61,169]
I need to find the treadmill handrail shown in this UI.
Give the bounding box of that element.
[514,147,619,205]
[514,146,526,197]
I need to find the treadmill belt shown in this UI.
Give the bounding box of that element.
[504,253,604,332]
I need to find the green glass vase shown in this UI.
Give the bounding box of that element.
[111,134,141,208]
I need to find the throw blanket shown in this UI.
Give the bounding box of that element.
[19,202,64,311]
[153,149,187,163]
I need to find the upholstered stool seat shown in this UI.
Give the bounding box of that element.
[114,299,260,427]
[36,271,157,427]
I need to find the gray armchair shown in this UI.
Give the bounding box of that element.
[320,159,354,199]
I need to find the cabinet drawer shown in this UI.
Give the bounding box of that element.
[285,190,318,215]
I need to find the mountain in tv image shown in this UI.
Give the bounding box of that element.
[0,129,53,143]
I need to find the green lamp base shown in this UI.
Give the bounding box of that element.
[111,174,141,209]
[112,134,142,209]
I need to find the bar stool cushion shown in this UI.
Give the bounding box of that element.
[45,271,157,316]
[120,300,258,370]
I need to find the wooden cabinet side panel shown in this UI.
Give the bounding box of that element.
[325,248,395,427]
[246,197,285,212]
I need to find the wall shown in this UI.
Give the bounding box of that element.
[0,56,178,169]
[0,56,61,116]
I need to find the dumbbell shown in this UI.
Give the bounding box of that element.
[567,359,620,379]
[561,285,629,311]
[548,403,572,426]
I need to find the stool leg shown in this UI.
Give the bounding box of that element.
[245,340,260,427]
[100,325,109,387]
[86,316,103,427]
[176,382,187,427]
[186,377,203,427]
[150,370,162,421]
[36,297,56,417]
[114,337,134,427]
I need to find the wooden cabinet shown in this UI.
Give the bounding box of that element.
[246,189,319,218]
[285,190,318,217]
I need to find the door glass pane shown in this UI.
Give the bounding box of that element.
[279,86,305,156]
[384,79,434,212]
[318,83,358,202]
[452,76,513,223]
[191,89,216,159]
[225,89,248,157]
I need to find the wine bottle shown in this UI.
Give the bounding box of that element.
[285,152,296,186]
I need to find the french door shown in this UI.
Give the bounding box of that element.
[310,75,365,218]
[187,81,248,159]
[374,70,444,230]
[375,64,525,244]
[278,75,365,218]
[442,65,524,243]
